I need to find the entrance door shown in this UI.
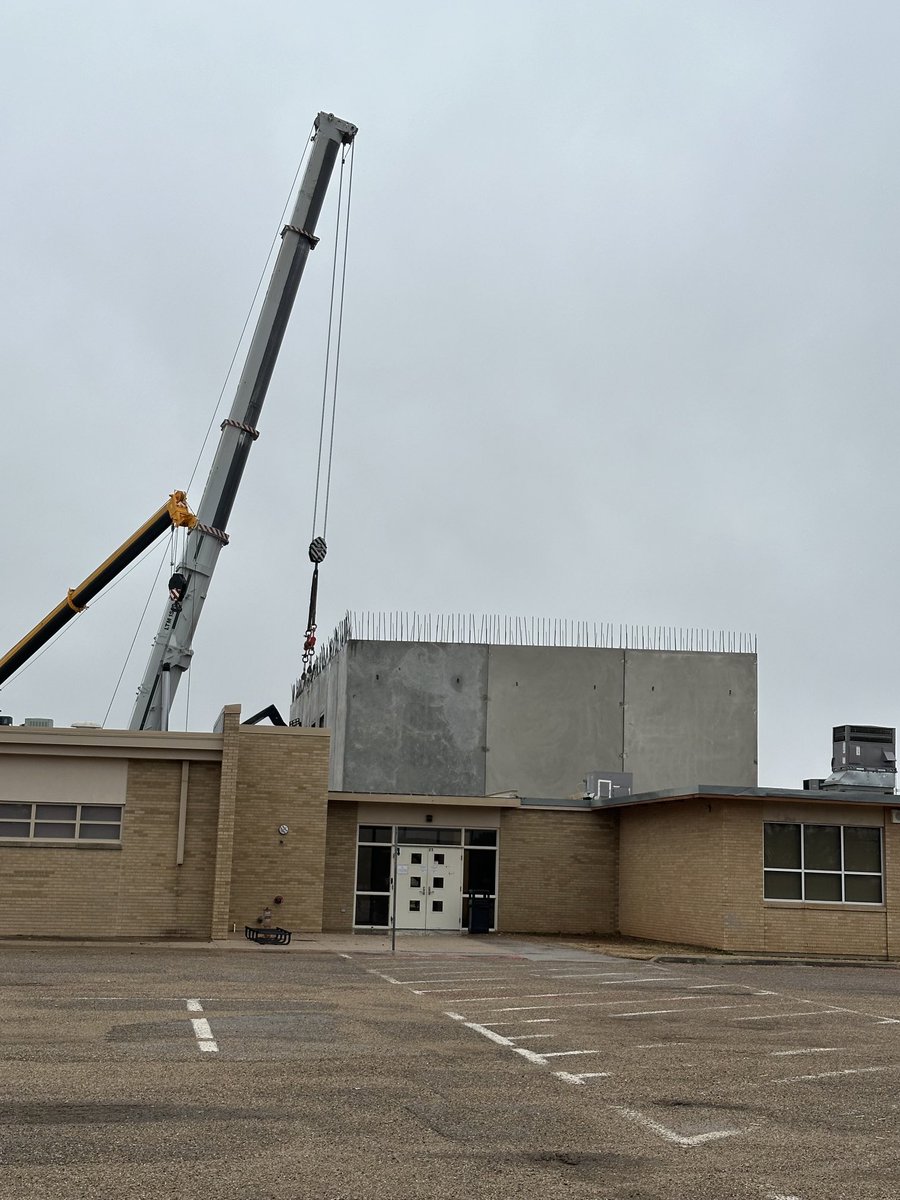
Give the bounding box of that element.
[394,846,463,931]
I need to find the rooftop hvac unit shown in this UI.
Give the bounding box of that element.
[0,716,12,727]
[23,717,53,728]
[819,724,896,795]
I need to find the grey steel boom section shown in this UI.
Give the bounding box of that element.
[130,111,357,731]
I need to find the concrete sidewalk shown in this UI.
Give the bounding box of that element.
[1,928,898,966]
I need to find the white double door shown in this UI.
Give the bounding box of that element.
[394,845,463,931]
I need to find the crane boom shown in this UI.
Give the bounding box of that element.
[130,111,357,731]
[0,492,197,690]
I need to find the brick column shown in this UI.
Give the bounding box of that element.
[209,704,241,939]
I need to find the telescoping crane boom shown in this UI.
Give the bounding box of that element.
[130,111,357,731]
[0,492,197,690]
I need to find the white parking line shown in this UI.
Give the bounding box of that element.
[770,1048,839,1057]
[612,1105,741,1147]
[511,1034,555,1040]
[541,1050,600,1059]
[734,1011,836,1022]
[773,1066,889,1083]
[613,1003,758,1018]
[185,999,218,1053]
[400,976,508,986]
[555,1070,610,1085]
[542,970,648,979]
[480,1018,560,1027]
[444,989,651,1003]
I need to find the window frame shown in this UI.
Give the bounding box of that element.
[0,801,124,845]
[763,821,883,905]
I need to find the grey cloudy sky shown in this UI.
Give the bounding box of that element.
[2,1,898,787]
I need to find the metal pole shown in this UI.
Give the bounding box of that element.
[390,843,399,955]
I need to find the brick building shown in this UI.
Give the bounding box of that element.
[3,708,900,959]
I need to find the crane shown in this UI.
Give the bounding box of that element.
[0,492,197,690]
[130,111,357,730]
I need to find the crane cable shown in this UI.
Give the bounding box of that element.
[303,140,355,671]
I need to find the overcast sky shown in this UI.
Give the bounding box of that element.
[2,1,899,786]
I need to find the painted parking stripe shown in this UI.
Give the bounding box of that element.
[479,1018,560,1027]
[444,989,654,1003]
[770,1048,839,1057]
[555,1071,610,1085]
[612,1105,741,1147]
[445,1013,549,1065]
[734,1011,836,1022]
[541,1050,600,1059]
[773,1066,890,1083]
[612,1003,759,1018]
[186,999,218,1053]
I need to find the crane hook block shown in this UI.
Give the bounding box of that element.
[308,538,327,564]
[168,572,188,612]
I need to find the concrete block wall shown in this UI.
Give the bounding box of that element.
[497,808,617,935]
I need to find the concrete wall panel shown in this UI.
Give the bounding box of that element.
[486,647,624,798]
[342,641,488,796]
[289,647,348,790]
[623,651,757,792]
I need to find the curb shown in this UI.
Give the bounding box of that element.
[653,954,900,969]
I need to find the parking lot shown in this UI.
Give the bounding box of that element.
[0,941,897,1199]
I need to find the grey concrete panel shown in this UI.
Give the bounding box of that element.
[485,647,625,798]
[342,641,488,795]
[623,650,758,792]
[289,649,348,789]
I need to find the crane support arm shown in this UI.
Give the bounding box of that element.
[0,492,196,690]
[129,111,357,731]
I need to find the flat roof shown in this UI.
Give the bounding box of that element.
[600,783,898,810]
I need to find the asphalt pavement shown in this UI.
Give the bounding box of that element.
[0,940,897,1199]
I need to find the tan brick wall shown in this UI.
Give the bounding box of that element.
[322,799,358,931]
[228,725,330,934]
[721,799,765,951]
[0,757,220,939]
[497,808,617,934]
[618,799,725,949]
[620,797,895,958]
[174,762,220,936]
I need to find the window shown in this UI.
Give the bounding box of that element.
[358,825,392,844]
[764,822,882,903]
[396,826,461,846]
[465,829,497,847]
[354,824,392,927]
[0,802,123,843]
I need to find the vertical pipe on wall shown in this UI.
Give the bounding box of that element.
[176,761,190,866]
